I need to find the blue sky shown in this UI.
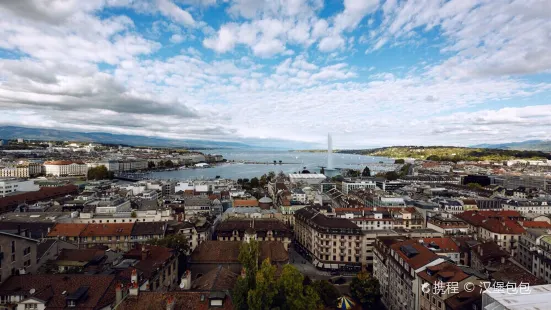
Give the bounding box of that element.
[0,0,550,149]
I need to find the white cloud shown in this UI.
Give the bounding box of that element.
[157,0,195,26]
[170,34,185,43]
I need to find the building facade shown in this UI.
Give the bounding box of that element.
[43,160,88,176]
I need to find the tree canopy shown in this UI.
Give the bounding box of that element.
[350,271,381,309]
[145,234,190,255]
[87,165,114,180]
[362,166,371,177]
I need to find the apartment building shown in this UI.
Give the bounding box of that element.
[503,200,551,215]
[0,179,39,197]
[373,237,445,310]
[341,180,377,195]
[295,207,364,270]
[0,231,39,284]
[456,210,525,255]
[334,207,424,231]
[426,214,469,235]
[516,228,551,283]
[0,163,41,178]
[215,219,292,250]
[43,160,88,176]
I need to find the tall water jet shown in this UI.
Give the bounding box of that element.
[327,133,333,170]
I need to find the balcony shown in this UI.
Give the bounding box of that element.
[355,253,361,257]
[340,245,346,250]
[355,246,361,251]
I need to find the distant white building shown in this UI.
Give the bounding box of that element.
[0,179,40,197]
[341,180,377,194]
[44,160,88,176]
[288,173,327,185]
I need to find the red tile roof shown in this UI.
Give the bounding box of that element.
[232,199,259,207]
[417,262,470,284]
[419,237,459,252]
[521,221,551,228]
[480,219,525,234]
[390,239,439,270]
[80,223,134,237]
[0,185,78,213]
[0,274,116,309]
[118,291,233,310]
[48,223,88,237]
[190,241,288,264]
[44,160,85,165]
[123,245,175,279]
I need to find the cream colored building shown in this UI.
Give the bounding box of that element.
[0,163,41,178]
[43,160,88,176]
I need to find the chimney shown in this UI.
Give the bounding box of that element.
[166,296,175,310]
[131,268,138,284]
[115,283,123,304]
[180,270,192,290]
[129,282,139,297]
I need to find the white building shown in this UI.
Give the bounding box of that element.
[0,163,42,178]
[0,179,40,197]
[482,284,551,309]
[43,160,88,176]
[289,173,327,185]
[341,180,377,195]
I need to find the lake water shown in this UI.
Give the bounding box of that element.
[149,150,396,180]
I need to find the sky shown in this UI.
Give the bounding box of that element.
[0,0,550,149]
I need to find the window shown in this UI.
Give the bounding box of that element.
[25,304,38,309]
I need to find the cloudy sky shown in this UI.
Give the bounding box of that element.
[0,0,550,149]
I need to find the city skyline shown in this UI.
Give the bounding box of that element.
[0,1,550,148]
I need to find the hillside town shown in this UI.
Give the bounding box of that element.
[0,140,551,309]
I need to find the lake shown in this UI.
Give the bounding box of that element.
[149,149,396,180]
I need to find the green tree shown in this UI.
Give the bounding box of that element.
[384,171,400,181]
[467,182,483,189]
[362,166,371,177]
[232,277,250,310]
[248,259,278,310]
[147,161,156,169]
[165,160,174,168]
[273,160,277,165]
[312,280,340,307]
[259,174,268,186]
[237,178,243,185]
[146,234,190,255]
[277,264,321,310]
[238,240,260,287]
[394,158,405,164]
[350,271,381,309]
[320,167,325,175]
[250,177,260,188]
[267,171,276,180]
[87,165,112,180]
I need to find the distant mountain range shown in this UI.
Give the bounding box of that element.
[472,140,551,152]
[0,126,250,149]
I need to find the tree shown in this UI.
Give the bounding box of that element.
[394,158,405,164]
[232,277,250,310]
[320,167,325,175]
[276,264,321,310]
[146,234,190,255]
[312,280,340,307]
[362,166,371,177]
[164,160,174,168]
[279,160,282,165]
[248,259,278,310]
[277,171,286,180]
[467,182,483,189]
[250,177,260,188]
[238,240,260,287]
[350,271,381,309]
[147,161,156,169]
[384,171,400,181]
[259,174,268,186]
[87,165,112,180]
[273,160,277,165]
[267,171,276,180]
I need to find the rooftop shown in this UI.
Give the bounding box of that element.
[190,241,288,264]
